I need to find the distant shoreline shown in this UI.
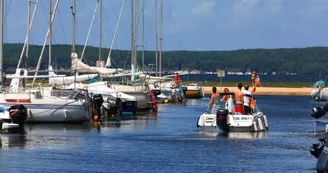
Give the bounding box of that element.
[203,86,313,96]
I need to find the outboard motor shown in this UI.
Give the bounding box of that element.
[152,89,161,100]
[312,103,328,119]
[315,139,328,172]
[92,94,104,123]
[107,98,121,118]
[311,138,326,159]
[8,104,27,127]
[216,109,229,133]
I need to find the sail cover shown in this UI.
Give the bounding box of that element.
[71,52,118,74]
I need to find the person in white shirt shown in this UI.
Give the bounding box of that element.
[242,84,252,114]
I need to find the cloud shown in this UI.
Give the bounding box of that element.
[231,0,284,28]
[191,1,216,16]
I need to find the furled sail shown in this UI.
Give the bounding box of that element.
[71,52,119,74]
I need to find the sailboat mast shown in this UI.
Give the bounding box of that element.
[72,0,76,88]
[142,0,145,71]
[99,0,102,63]
[26,0,31,69]
[72,0,76,53]
[131,0,135,82]
[154,0,158,77]
[134,0,138,71]
[0,0,3,87]
[159,0,163,77]
[49,0,52,66]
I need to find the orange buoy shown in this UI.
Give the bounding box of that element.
[93,115,99,121]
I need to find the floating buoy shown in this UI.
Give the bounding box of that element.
[93,115,98,121]
[164,99,169,104]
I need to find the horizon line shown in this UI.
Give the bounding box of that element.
[4,42,328,52]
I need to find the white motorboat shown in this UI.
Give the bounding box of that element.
[66,81,138,115]
[197,93,269,133]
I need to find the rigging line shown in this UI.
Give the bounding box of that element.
[103,10,116,48]
[167,1,183,50]
[40,0,50,27]
[4,0,12,42]
[103,10,120,68]
[57,7,68,44]
[106,0,125,68]
[80,0,99,61]
[143,4,155,50]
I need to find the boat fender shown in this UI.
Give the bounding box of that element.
[258,118,264,131]
[253,121,258,132]
[263,115,269,130]
[28,109,33,119]
[64,110,68,119]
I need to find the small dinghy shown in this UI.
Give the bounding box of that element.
[197,92,269,133]
[0,104,27,131]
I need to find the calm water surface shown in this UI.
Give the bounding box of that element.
[0,95,324,173]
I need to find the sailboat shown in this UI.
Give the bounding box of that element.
[0,0,92,123]
[98,0,154,112]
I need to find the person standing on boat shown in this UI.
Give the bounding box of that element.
[242,84,252,115]
[221,88,230,102]
[234,83,244,113]
[251,71,257,87]
[221,87,233,110]
[208,86,220,114]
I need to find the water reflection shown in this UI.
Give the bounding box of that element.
[312,120,328,135]
[198,131,268,140]
[24,123,93,134]
[22,115,159,134]
[0,134,27,148]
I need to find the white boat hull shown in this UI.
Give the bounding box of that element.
[197,111,269,133]
[0,93,91,123]
[25,104,90,123]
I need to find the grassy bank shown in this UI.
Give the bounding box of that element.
[183,81,313,88]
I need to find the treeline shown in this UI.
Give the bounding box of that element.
[3,43,328,75]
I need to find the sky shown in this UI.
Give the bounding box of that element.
[4,0,328,51]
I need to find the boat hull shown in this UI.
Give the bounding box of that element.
[197,112,268,133]
[124,92,152,111]
[122,100,137,115]
[1,103,90,123]
[185,90,204,99]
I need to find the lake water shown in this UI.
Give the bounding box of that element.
[0,95,325,173]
